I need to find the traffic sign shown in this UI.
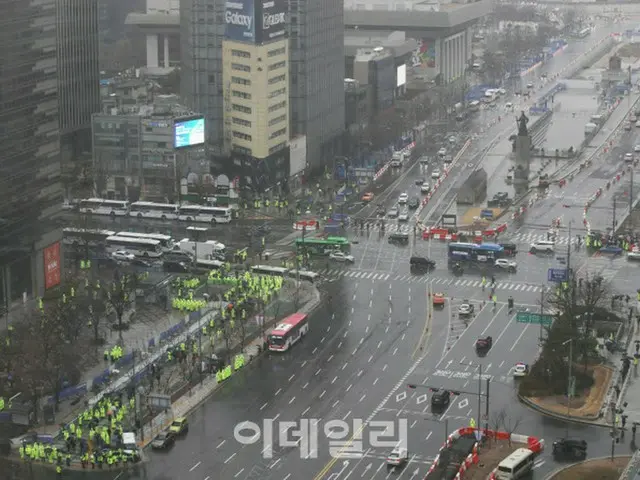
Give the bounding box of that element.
[547,268,568,282]
[516,312,553,326]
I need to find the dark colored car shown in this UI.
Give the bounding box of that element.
[499,242,518,257]
[163,261,189,273]
[408,198,420,210]
[475,336,493,351]
[388,233,409,245]
[410,256,435,271]
[151,431,175,450]
[552,438,587,461]
[430,389,451,408]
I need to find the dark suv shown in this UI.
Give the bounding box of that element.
[430,389,451,409]
[410,257,435,272]
[552,438,587,461]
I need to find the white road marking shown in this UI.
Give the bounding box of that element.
[303,382,309,389]
[289,374,295,382]
[289,396,296,404]
[338,342,343,348]
[302,406,310,416]
[332,376,338,384]
[283,474,291,480]
[328,355,334,362]
[392,347,398,355]
[275,388,282,396]
[353,347,358,355]
[342,363,348,370]
[510,324,530,351]
[346,384,353,392]
[377,341,382,348]
[189,461,201,472]
[321,336,326,343]
[426,431,432,440]
[216,440,226,448]
[315,369,322,376]
[333,400,340,408]
[343,410,352,421]
[260,402,268,411]
[344,331,348,338]
[301,360,307,367]
[312,347,318,354]
[320,390,326,399]
[269,458,281,469]
[360,394,367,402]
[368,355,374,362]
[373,377,379,385]
[234,468,244,478]
[383,364,388,371]
[358,370,363,377]
[224,453,236,464]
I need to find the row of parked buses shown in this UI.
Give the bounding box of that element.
[76,198,233,225]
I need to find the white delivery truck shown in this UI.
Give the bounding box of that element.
[390,151,405,167]
[173,239,226,260]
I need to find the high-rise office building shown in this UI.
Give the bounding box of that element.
[289,0,345,174]
[180,0,226,153]
[222,0,290,191]
[0,0,64,306]
[57,0,102,167]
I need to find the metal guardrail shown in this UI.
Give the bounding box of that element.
[619,448,640,480]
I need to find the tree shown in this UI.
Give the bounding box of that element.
[104,270,140,341]
[84,282,108,346]
[220,316,238,364]
[500,408,523,447]
[481,50,506,84]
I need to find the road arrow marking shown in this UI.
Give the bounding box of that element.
[410,467,420,479]
[458,398,469,409]
[416,393,428,405]
[396,391,407,403]
[361,463,372,477]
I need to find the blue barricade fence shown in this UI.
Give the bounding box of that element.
[47,383,88,404]
[115,352,135,369]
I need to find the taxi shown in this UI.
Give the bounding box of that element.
[362,192,374,202]
[513,362,529,377]
[432,293,445,308]
[169,417,189,435]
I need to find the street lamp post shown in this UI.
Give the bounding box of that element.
[563,338,573,437]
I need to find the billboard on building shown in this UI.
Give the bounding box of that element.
[256,0,287,44]
[174,117,205,149]
[44,242,61,290]
[417,39,436,68]
[225,0,286,44]
[225,0,256,42]
[396,64,406,87]
[289,135,307,177]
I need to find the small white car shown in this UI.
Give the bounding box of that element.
[421,182,431,193]
[386,447,409,467]
[388,207,399,218]
[112,250,135,262]
[526,83,534,89]
[495,258,517,272]
[513,362,529,377]
[329,251,355,263]
[625,153,634,163]
[448,136,456,144]
[398,193,408,204]
[438,147,447,157]
[398,210,409,222]
[635,145,640,153]
[431,170,441,180]
[458,303,475,316]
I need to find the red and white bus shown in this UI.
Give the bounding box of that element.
[268,313,309,352]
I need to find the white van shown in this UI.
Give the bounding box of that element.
[495,448,535,479]
[530,240,555,254]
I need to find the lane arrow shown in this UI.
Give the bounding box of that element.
[360,463,372,477]
[410,468,420,479]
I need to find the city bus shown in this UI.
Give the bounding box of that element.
[116,232,175,251]
[129,202,180,220]
[79,198,130,216]
[178,205,233,224]
[448,242,504,261]
[193,259,225,272]
[251,265,289,276]
[267,313,309,352]
[105,236,163,258]
[295,236,351,255]
[63,228,115,247]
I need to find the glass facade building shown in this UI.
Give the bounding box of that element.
[0,0,64,306]
[288,0,345,174]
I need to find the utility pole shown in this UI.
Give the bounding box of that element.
[477,364,482,434]
[539,286,545,344]
[630,168,634,231]
[612,198,617,237]
[564,338,573,438]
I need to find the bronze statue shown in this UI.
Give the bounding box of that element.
[517,111,529,136]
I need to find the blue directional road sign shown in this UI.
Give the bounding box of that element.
[547,268,568,283]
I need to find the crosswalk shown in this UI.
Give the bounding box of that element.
[351,222,414,234]
[320,269,551,292]
[504,232,574,245]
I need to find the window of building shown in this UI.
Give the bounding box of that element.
[269,142,287,155]
[209,74,215,84]
[268,101,286,113]
[231,49,251,58]
[233,145,252,156]
[232,90,252,100]
[268,114,287,126]
[269,128,287,140]
[231,63,251,72]
[233,131,252,141]
[268,74,286,85]
[231,76,251,86]
[233,117,252,127]
[268,88,286,99]
[268,61,286,71]
[267,47,286,57]
[232,104,252,114]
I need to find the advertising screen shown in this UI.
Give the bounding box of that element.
[396,64,406,87]
[256,0,287,44]
[174,117,205,149]
[44,242,61,290]
[225,0,256,42]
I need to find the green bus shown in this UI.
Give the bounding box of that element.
[295,236,350,255]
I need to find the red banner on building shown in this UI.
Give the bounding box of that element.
[44,242,61,290]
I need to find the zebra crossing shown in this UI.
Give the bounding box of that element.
[320,268,551,292]
[507,232,574,245]
[352,221,414,234]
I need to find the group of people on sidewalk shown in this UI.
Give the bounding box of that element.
[19,394,140,475]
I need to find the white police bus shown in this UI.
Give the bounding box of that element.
[178,205,232,224]
[129,202,180,220]
[105,236,163,258]
[116,232,174,251]
[79,198,130,216]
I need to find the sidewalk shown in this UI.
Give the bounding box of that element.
[616,320,640,426]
